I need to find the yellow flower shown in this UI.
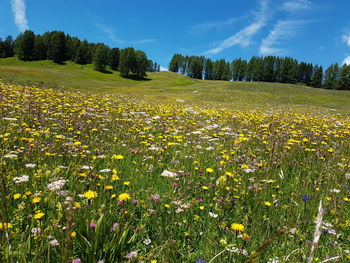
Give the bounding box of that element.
[201,186,209,190]
[84,190,98,199]
[151,260,157,263]
[164,204,170,208]
[118,193,131,201]
[34,212,44,219]
[0,222,13,230]
[123,181,130,186]
[13,193,21,200]
[231,223,244,232]
[199,206,205,210]
[71,231,76,238]
[112,154,124,160]
[32,197,41,204]
[74,141,81,146]
[264,201,272,207]
[206,168,214,173]
[104,185,113,190]
[242,233,250,240]
[112,174,120,181]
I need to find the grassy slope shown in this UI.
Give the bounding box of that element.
[0,57,349,113]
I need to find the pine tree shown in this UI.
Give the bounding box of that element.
[188,57,202,79]
[119,47,136,77]
[108,48,120,70]
[93,44,109,72]
[133,50,149,78]
[15,30,35,60]
[33,35,47,60]
[74,40,90,65]
[204,59,213,80]
[311,65,323,88]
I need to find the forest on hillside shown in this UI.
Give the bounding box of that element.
[169,54,350,90]
[0,30,160,78]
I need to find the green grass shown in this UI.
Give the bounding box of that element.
[0,57,349,113]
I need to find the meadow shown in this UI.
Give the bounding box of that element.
[0,59,350,262]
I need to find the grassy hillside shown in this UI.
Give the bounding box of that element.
[0,57,349,112]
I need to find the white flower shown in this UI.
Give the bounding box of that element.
[161,170,178,178]
[81,165,93,170]
[4,154,18,159]
[25,163,37,168]
[47,179,67,191]
[13,175,29,183]
[3,117,18,121]
[143,239,151,245]
[99,169,111,173]
[209,212,218,218]
[345,173,350,180]
[175,208,184,213]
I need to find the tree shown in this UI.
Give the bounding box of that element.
[33,35,47,60]
[108,48,120,70]
[46,31,66,64]
[204,59,213,80]
[66,36,81,61]
[15,30,35,60]
[311,65,323,88]
[93,44,109,72]
[74,40,90,65]
[338,64,350,90]
[323,63,339,89]
[188,56,202,79]
[119,47,136,77]
[0,36,14,58]
[169,54,183,73]
[133,50,149,78]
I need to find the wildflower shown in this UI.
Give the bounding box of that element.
[112,154,124,160]
[206,168,214,173]
[125,251,137,259]
[13,175,29,183]
[25,163,37,168]
[13,193,21,200]
[242,233,250,240]
[50,239,59,247]
[33,196,42,204]
[34,212,44,219]
[90,222,96,228]
[104,185,113,190]
[47,179,67,191]
[199,206,205,210]
[201,186,209,190]
[302,195,310,201]
[84,190,98,199]
[111,174,119,181]
[160,170,178,178]
[264,201,272,207]
[209,212,218,218]
[72,258,82,263]
[143,238,151,245]
[164,204,170,208]
[231,223,245,232]
[118,193,131,201]
[111,222,119,232]
[150,194,161,202]
[71,231,76,238]
[123,181,130,186]
[31,227,41,236]
[196,259,206,263]
[0,222,12,230]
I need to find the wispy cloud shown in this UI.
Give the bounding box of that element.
[190,17,240,34]
[204,0,270,55]
[343,56,350,65]
[342,34,350,47]
[96,23,156,45]
[281,0,312,12]
[11,0,29,32]
[260,20,310,55]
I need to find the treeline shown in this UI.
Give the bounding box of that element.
[0,30,160,78]
[169,54,350,90]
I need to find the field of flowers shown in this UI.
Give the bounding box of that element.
[0,81,349,263]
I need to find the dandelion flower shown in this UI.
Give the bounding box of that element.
[118,193,131,201]
[231,223,244,232]
[206,168,214,173]
[34,212,44,220]
[84,190,98,199]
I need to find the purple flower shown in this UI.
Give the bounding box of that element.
[302,195,310,202]
[90,222,96,228]
[72,258,82,263]
[196,258,206,263]
[125,251,137,259]
[111,222,119,232]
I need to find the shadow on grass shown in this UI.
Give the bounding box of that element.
[122,74,151,81]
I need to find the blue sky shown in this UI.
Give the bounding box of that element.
[1,0,350,69]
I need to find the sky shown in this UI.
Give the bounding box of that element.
[1,0,350,70]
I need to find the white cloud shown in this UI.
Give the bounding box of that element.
[343,56,350,65]
[96,23,156,45]
[260,20,310,55]
[11,0,29,32]
[281,0,312,12]
[159,66,168,72]
[190,17,240,34]
[204,0,270,55]
[342,34,350,47]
